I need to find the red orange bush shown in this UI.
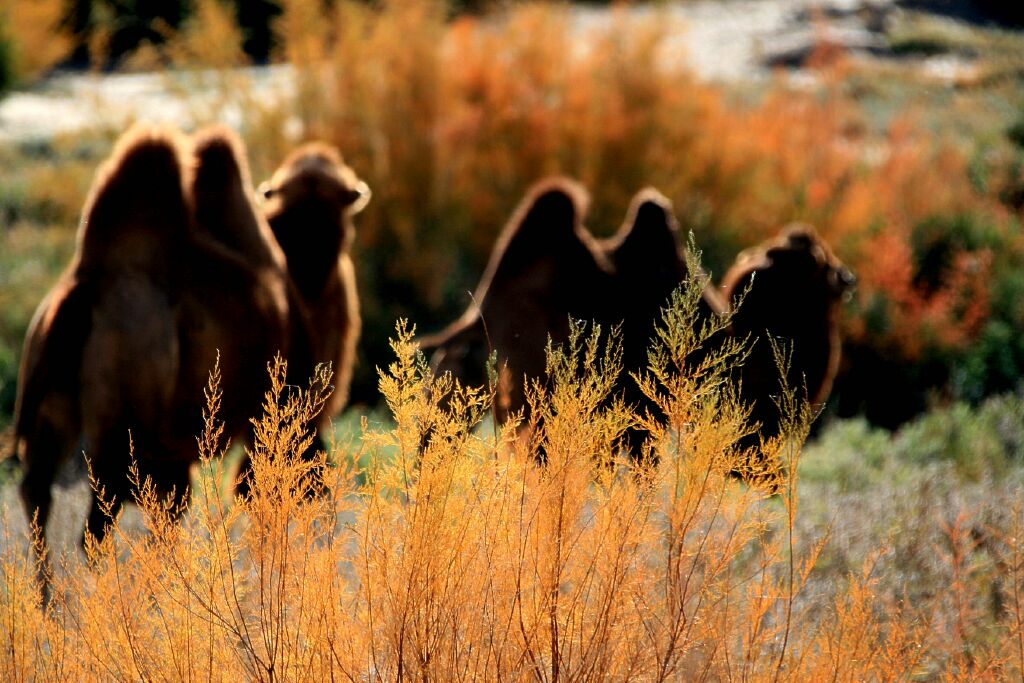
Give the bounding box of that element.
[164,0,1019,410]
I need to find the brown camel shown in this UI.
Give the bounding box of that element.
[420,178,614,425]
[421,180,728,451]
[13,124,296,573]
[721,224,856,451]
[257,142,369,428]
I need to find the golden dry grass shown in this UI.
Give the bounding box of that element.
[2,285,1024,680]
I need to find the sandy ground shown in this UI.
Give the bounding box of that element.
[0,471,149,565]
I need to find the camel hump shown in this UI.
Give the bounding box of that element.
[191,125,284,269]
[611,188,683,274]
[76,124,191,275]
[512,177,586,247]
[192,124,249,192]
[485,177,590,282]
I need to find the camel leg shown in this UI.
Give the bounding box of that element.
[19,446,55,546]
[19,443,56,592]
[19,413,80,600]
[82,435,131,550]
[84,489,125,550]
[234,449,254,499]
[144,458,192,521]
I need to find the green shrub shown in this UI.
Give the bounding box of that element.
[805,391,1024,489]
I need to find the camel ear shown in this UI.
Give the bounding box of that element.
[344,180,371,215]
[781,223,818,249]
[256,181,274,201]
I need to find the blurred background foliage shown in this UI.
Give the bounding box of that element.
[2,0,1024,433]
